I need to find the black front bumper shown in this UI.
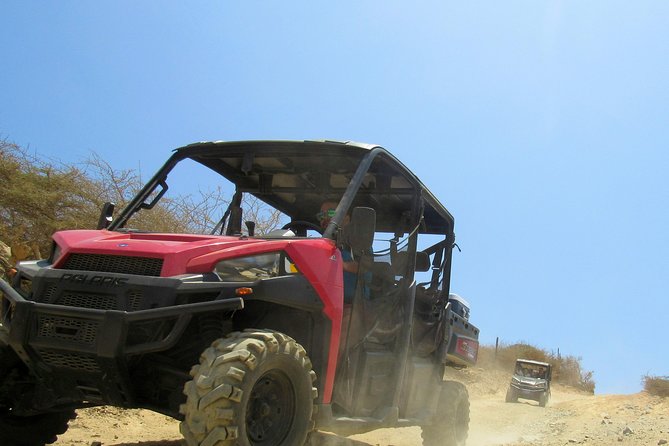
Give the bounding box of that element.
[0,275,243,410]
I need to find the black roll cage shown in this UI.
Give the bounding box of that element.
[109,140,454,237]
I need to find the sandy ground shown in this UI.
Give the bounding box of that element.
[52,368,669,446]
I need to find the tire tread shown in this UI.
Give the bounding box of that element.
[180,330,317,446]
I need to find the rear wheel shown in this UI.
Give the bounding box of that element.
[0,347,76,446]
[180,330,317,446]
[421,380,469,446]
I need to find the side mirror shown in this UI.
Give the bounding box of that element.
[97,202,115,229]
[347,207,376,254]
[415,251,431,272]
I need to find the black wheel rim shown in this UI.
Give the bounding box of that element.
[247,370,295,445]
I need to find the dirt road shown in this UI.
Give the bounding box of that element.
[53,370,668,446]
[350,370,669,446]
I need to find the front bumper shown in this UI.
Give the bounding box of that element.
[509,383,547,400]
[0,275,243,409]
[1,278,243,354]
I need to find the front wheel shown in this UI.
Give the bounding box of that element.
[0,347,76,446]
[539,391,549,407]
[0,410,76,446]
[505,387,517,403]
[422,380,470,446]
[180,330,317,446]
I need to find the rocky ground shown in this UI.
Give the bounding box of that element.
[52,368,669,446]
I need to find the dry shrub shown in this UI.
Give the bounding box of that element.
[0,138,283,257]
[478,341,595,394]
[477,342,548,371]
[643,375,669,397]
[0,140,101,254]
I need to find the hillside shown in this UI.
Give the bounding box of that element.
[52,367,669,446]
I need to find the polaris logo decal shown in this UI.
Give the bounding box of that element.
[59,274,128,286]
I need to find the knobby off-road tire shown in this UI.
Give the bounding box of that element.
[180,330,318,446]
[539,391,549,407]
[0,347,76,446]
[421,380,470,446]
[505,387,517,403]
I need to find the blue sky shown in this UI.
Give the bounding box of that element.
[1,2,667,394]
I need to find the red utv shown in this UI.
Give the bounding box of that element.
[0,140,479,446]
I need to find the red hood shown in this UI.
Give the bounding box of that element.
[51,229,327,277]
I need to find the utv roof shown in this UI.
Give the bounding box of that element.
[516,359,551,367]
[173,140,454,235]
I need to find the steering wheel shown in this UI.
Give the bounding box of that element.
[281,220,323,235]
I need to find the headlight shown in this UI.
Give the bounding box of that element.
[214,252,299,282]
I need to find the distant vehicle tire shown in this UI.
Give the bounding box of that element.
[539,391,549,407]
[0,348,76,446]
[421,380,469,446]
[180,330,317,446]
[505,387,517,403]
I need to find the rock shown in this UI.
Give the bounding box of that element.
[658,440,667,445]
[91,442,102,446]
[623,426,634,435]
